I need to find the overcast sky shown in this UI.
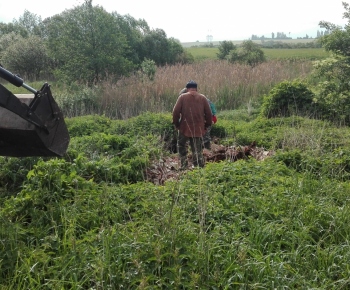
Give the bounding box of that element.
[0,0,347,42]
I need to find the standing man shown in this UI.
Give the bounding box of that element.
[172,80,212,169]
[178,88,218,150]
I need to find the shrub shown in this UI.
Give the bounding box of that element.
[211,124,227,138]
[68,133,132,158]
[314,6,350,125]
[260,80,316,118]
[272,149,304,171]
[110,112,175,142]
[216,40,236,60]
[65,115,112,137]
[140,58,156,81]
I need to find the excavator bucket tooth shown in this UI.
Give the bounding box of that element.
[0,83,70,157]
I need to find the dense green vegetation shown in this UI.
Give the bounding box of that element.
[2,111,350,288]
[2,1,350,289]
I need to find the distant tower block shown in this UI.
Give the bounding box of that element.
[206,34,213,43]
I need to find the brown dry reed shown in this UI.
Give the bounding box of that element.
[83,59,313,119]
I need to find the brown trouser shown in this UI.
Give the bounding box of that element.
[177,132,204,168]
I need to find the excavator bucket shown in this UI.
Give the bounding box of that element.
[0,66,70,157]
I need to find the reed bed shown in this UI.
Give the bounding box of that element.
[58,59,314,119]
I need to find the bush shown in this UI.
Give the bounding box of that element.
[228,40,266,67]
[260,80,316,118]
[210,124,227,139]
[216,40,236,60]
[65,115,112,137]
[272,149,304,171]
[68,133,132,158]
[110,112,175,142]
[140,58,156,81]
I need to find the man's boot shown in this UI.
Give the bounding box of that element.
[180,156,188,170]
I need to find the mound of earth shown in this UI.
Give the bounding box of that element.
[146,141,275,185]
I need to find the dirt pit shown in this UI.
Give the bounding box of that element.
[146,141,275,185]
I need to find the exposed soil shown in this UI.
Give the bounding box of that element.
[146,140,275,185]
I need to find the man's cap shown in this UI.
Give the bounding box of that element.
[186,80,197,89]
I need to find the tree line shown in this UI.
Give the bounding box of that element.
[251,30,331,41]
[0,0,193,84]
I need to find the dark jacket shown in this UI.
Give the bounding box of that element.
[172,91,212,137]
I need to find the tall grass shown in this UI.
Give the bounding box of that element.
[55,59,314,119]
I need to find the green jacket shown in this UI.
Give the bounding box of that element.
[207,99,217,116]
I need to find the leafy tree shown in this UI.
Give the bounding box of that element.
[40,15,66,72]
[112,14,187,66]
[0,32,23,60]
[112,13,150,65]
[1,35,49,80]
[140,29,185,66]
[228,40,266,67]
[0,12,43,69]
[44,0,134,84]
[173,49,194,64]
[0,22,28,38]
[313,1,350,124]
[12,10,43,36]
[216,40,236,60]
[167,37,186,64]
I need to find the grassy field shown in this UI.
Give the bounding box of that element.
[186,46,330,61]
[262,48,330,60]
